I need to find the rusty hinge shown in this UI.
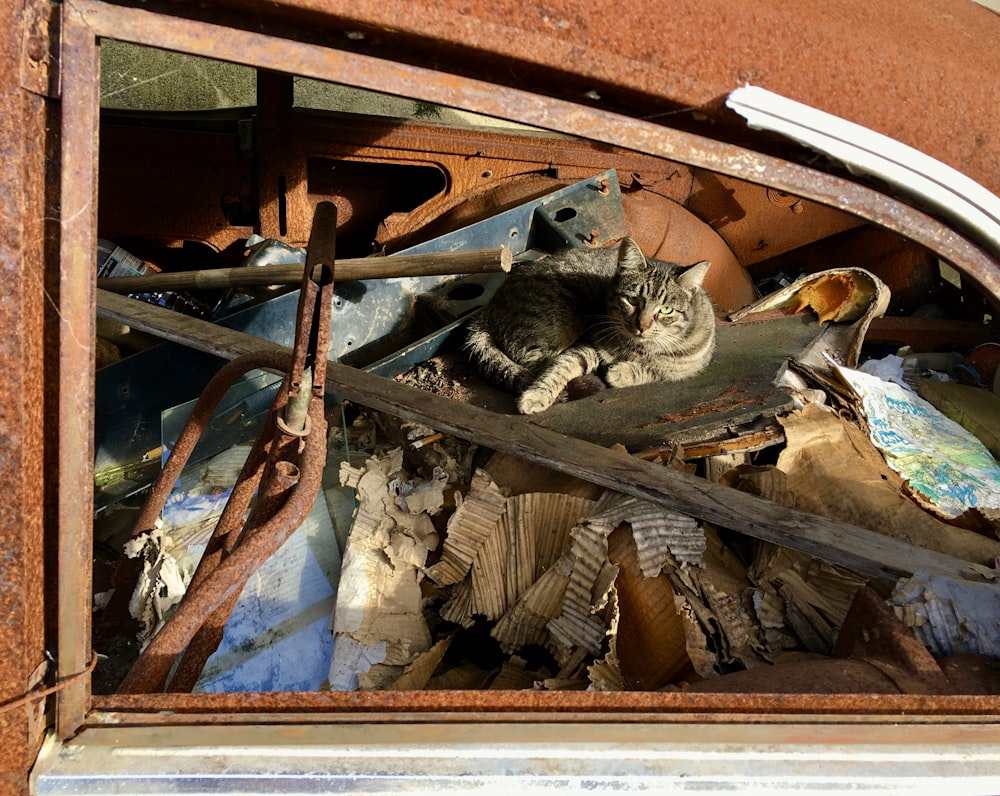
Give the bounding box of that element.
[21,0,59,98]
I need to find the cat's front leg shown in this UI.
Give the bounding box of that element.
[605,360,655,388]
[518,345,600,414]
[517,387,556,414]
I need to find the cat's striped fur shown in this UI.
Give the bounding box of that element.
[466,237,716,414]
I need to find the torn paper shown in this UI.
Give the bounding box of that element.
[727,404,1000,564]
[834,362,1000,519]
[328,449,439,690]
[195,492,341,693]
[124,527,191,643]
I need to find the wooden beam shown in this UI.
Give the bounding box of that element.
[97,247,512,294]
[97,289,991,583]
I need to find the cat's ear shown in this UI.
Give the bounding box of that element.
[677,260,711,289]
[616,237,646,270]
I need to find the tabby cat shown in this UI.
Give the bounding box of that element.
[466,237,716,414]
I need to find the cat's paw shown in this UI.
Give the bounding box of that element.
[605,361,646,388]
[517,387,555,414]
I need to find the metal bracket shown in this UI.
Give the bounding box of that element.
[532,171,625,251]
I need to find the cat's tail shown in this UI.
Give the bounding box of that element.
[465,320,531,392]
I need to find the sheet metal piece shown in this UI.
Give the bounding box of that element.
[30,719,1000,794]
[0,0,54,783]
[532,315,819,451]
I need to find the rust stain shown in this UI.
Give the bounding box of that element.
[644,382,768,427]
[90,688,1000,721]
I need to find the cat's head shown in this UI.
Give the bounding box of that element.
[610,237,711,341]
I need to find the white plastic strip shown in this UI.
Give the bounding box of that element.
[726,85,1000,258]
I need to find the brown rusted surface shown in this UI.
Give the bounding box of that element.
[867,316,999,352]
[90,688,1000,722]
[99,100,706,259]
[166,395,275,693]
[98,121,256,254]
[54,2,101,742]
[192,0,1000,201]
[835,586,952,695]
[0,0,54,790]
[4,5,995,778]
[687,172,863,269]
[75,0,1000,308]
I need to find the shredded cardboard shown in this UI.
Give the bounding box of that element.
[426,470,508,587]
[606,528,691,689]
[890,572,1000,659]
[384,637,453,691]
[492,559,572,654]
[749,544,867,657]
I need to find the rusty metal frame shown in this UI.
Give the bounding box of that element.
[55,0,100,740]
[50,0,1000,754]
[69,0,1000,302]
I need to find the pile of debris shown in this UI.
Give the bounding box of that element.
[90,176,1000,697]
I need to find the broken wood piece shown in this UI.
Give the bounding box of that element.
[97,289,993,583]
[97,246,513,294]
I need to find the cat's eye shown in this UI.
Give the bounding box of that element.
[659,306,674,315]
[622,296,639,307]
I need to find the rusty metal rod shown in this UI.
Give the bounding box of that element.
[120,202,338,694]
[117,397,328,694]
[168,445,303,693]
[163,390,288,693]
[96,246,512,294]
[128,350,295,539]
[99,351,296,633]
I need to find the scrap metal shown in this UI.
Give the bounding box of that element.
[116,201,336,693]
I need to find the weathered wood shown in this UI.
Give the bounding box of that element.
[97,247,512,294]
[97,289,990,583]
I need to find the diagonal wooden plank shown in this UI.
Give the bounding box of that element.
[98,289,991,583]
